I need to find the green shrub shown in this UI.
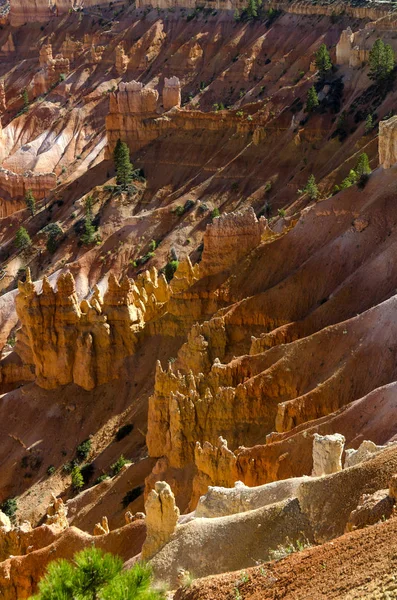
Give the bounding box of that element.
[111,455,128,476]
[164,260,179,283]
[95,474,110,485]
[76,439,92,462]
[15,227,32,251]
[42,223,63,254]
[211,208,220,220]
[71,466,84,491]
[47,465,56,476]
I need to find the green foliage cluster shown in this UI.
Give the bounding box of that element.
[15,227,32,251]
[211,207,220,220]
[164,260,179,283]
[80,196,97,246]
[71,466,84,491]
[315,44,332,78]
[334,153,371,193]
[76,439,92,462]
[369,39,395,83]
[113,139,133,189]
[299,174,318,200]
[173,199,196,217]
[31,547,164,600]
[42,223,63,254]
[25,189,36,217]
[111,455,129,476]
[305,86,319,112]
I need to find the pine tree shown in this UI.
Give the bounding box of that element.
[80,196,96,245]
[364,114,373,134]
[25,189,36,217]
[299,174,318,200]
[305,86,319,112]
[71,466,84,492]
[315,43,332,77]
[15,227,31,251]
[32,549,163,600]
[22,88,29,108]
[113,140,133,189]
[42,223,63,254]
[246,0,258,19]
[369,39,395,82]
[355,153,371,178]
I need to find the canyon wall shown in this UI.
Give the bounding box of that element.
[106,80,254,156]
[8,0,126,26]
[135,0,393,20]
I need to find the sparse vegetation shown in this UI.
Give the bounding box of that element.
[47,465,56,476]
[25,189,36,217]
[299,174,318,200]
[71,465,84,491]
[369,39,395,83]
[76,439,92,462]
[315,43,332,78]
[113,138,133,189]
[269,535,311,561]
[31,548,164,600]
[15,227,32,251]
[42,223,63,254]
[164,260,179,282]
[111,455,129,476]
[306,86,319,112]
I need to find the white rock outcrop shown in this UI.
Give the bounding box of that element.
[141,481,180,561]
[312,433,345,477]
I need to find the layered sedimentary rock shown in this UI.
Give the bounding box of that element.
[15,268,170,390]
[9,0,117,26]
[110,82,158,115]
[115,44,129,75]
[379,116,397,169]
[34,43,69,95]
[199,208,270,276]
[0,169,56,217]
[141,481,179,561]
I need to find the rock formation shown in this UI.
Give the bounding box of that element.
[379,115,397,169]
[45,495,68,531]
[0,512,11,532]
[141,481,179,561]
[344,440,395,468]
[346,489,395,531]
[312,433,345,477]
[0,169,56,217]
[93,516,110,536]
[115,44,129,75]
[163,77,181,111]
[199,208,270,277]
[15,268,170,390]
[0,80,6,113]
[35,43,69,95]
